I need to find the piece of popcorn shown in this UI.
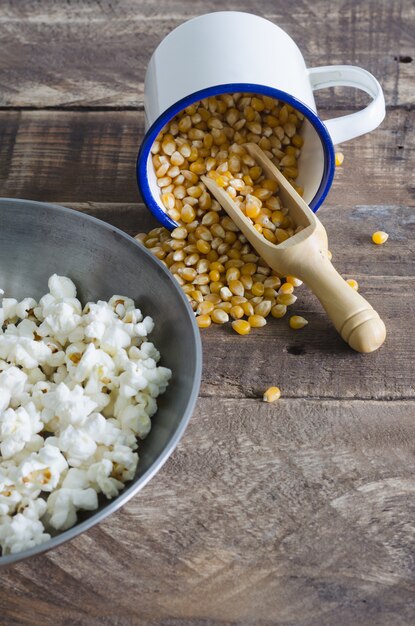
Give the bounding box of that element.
[100,443,138,482]
[45,468,98,530]
[118,404,151,439]
[2,298,18,321]
[0,404,43,459]
[17,444,68,493]
[0,471,22,515]
[87,459,123,499]
[0,504,50,555]
[57,425,97,467]
[42,382,97,429]
[134,316,155,338]
[48,274,77,300]
[15,298,37,320]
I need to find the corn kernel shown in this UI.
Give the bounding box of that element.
[229,305,244,320]
[289,315,308,329]
[372,231,389,245]
[271,304,287,318]
[286,275,303,287]
[335,152,344,166]
[346,279,359,291]
[231,320,251,335]
[263,386,281,403]
[196,301,215,316]
[211,309,229,324]
[197,314,211,329]
[277,293,297,306]
[248,314,267,328]
[279,283,294,295]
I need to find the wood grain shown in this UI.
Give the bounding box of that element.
[2,398,415,625]
[0,0,414,623]
[0,0,413,108]
[0,108,413,205]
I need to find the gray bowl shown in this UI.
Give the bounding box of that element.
[0,198,202,566]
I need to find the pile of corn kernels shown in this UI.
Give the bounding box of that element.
[136,93,307,334]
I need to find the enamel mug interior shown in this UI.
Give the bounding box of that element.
[137,85,335,230]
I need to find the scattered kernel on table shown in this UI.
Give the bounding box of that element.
[137,92,307,333]
[263,386,281,403]
[346,278,359,291]
[372,231,389,245]
[289,315,308,329]
[232,319,251,335]
[335,152,344,166]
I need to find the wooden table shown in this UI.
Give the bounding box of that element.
[1,1,414,624]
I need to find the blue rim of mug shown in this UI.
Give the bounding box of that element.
[137,83,336,230]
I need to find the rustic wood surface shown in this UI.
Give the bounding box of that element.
[0,1,414,624]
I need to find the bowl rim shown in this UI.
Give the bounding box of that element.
[0,198,202,567]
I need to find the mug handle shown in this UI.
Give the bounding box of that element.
[308,65,386,145]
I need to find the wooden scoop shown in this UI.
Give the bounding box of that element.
[201,143,386,353]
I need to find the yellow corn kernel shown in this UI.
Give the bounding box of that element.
[181,204,196,224]
[253,224,263,234]
[263,229,278,244]
[204,294,221,305]
[196,301,215,316]
[263,386,281,403]
[271,304,287,318]
[277,293,297,306]
[240,262,257,277]
[289,315,308,329]
[241,301,254,317]
[230,295,246,306]
[254,300,272,317]
[231,319,251,335]
[372,231,389,245]
[248,314,267,328]
[279,283,294,295]
[179,267,197,282]
[216,301,232,312]
[197,314,211,329]
[251,282,265,297]
[190,290,203,304]
[171,226,187,240]
[346,279,359,291]
[161,192,175,211]
[226,267,241,282]
[286,275,303,287]
[229,305,244,320]
[264,275,281,289]
[335,152,344,166]
[211,309,229,324]
[228,280,244,296]
[196,239,211,254]
[209,269,220,282]
[292,134,304,147]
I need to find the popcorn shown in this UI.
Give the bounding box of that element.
[0,404,43,459]
[0,502,50,554]
[56,425,97,467]
[46,469,98,530]
[0,275,171,555]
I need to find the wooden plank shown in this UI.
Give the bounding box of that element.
[0,0,413,108]
[60,203,415,401]
[1,397,415,625]
[0,109,413,206]
[67,201,415,276]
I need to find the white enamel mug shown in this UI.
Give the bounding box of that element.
[137,11,385,229]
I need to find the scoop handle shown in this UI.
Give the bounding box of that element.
[301,257,386,353]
